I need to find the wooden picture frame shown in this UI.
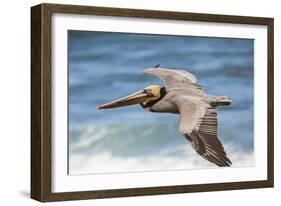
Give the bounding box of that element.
[31,3,274,202]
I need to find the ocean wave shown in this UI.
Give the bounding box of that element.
[69,143,254,175]
[68,115,254,175]
[69,116,183,157]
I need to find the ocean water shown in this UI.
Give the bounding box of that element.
[68,31,254,175]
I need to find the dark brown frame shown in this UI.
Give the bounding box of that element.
[31,3,274,202]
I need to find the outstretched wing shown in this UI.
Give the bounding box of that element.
[172,96,232,167]
[143,67,202,92]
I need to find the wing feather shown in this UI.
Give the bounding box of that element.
[172,96,232,167]
[143,67,202,92]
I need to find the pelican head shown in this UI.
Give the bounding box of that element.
[97,85,162,110]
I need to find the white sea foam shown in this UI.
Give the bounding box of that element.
[70,126,107,151]
[69,143,254,175]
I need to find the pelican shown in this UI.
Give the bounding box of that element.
[97,67,232,166]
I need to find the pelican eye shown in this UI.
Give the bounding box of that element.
[143,89,154,97]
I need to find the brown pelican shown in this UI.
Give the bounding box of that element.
[97,67,232,167]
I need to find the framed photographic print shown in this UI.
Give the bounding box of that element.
[31,3,274,202]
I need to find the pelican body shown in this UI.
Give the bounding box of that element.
[97,67,232,167]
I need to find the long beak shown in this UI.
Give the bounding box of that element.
[97,89,153,110]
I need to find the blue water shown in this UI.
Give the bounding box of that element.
[68,31,254,174]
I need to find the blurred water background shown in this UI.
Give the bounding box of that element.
[68,30,254,175]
